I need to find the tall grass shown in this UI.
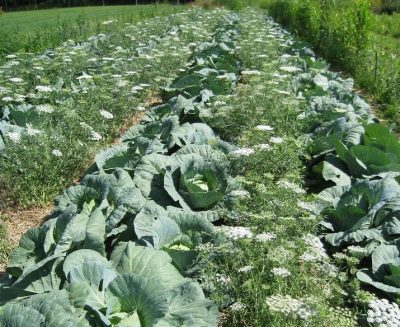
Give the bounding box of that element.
[195,0,262,10]
[267,0,371,73]
[263,0,400,129]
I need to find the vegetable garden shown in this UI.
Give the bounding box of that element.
[1,5,400,327]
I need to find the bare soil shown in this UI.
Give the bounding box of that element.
[0,205,51,273]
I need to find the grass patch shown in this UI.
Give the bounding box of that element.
[0,222,12,269]
[371,12,400,38]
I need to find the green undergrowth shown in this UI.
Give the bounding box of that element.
[0,222,12,269]
[197,10,375,326]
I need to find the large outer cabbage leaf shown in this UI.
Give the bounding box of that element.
[320,175,400,247]
[357,244,400,298]
[133,203,215,271]
[0,290,84,327]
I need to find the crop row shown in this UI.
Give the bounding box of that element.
[191,9,400,326]
[0,9,226,206]
[0,12,246,326]
[264,7,400,318]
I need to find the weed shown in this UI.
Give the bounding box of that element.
[0,221,12,269]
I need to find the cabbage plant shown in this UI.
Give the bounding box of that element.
[165,157,228,211]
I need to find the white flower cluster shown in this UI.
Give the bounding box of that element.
[131,84,149,94]
[99,109,114,119]
[5,132,21,144]
[242,70,261,76]
[270,136,284,144]
[299,252,320,262]
[230,189,250,198]
[367,299,400,326]
[302,234,324,249]
[232,147,255,157]
[90,130,102,141]
[299,234,328,263]
[35,85,53,93]
[230,302,246,312]
[220,226,253,240]
[271,267,291,277]
[318,262,339,277]
[213,100,226,106]
[256,124,274,131]
[196,242,214,252]
[9,77,23,83]
[36,104,54,113]
[272,73,288,80]
[277,179,305,194]
[254,143,271,151]
[26,124,42,136]
[297,200,315,212]
[279,65,302,73]
[280,54,292,60]
[328,307,356,325]
[265,294,313,320]
[215,273,231,286]
[273,89,290,95]
[52,149,63,157]
[238,265,254,273]
[255,232,277,242]
[76,72,93,80]
[102,19,118,25]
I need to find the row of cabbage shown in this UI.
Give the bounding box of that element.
[271,19,400,301]
[0,12,243,326]
[0,9,224,150]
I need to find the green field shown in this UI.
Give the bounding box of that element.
[0,5,182,32]
[0,4,184,58]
